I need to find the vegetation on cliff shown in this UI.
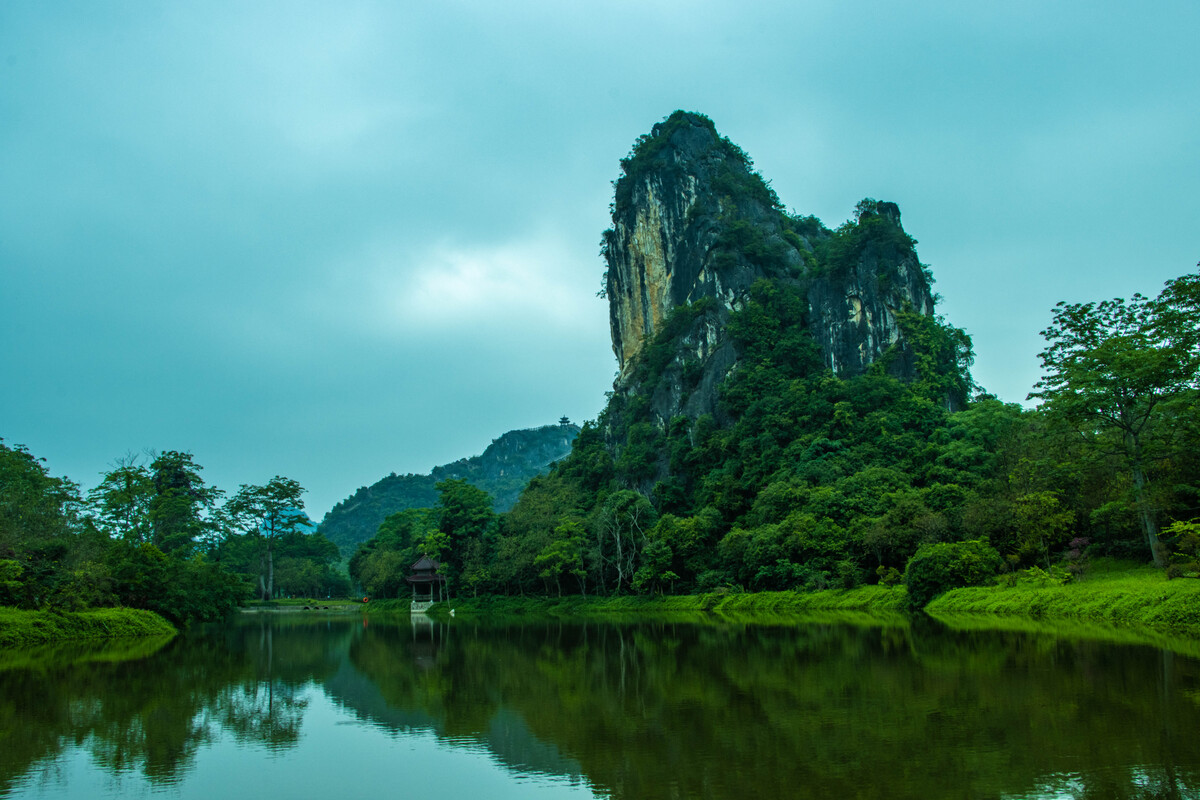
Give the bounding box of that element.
[347,113,1200,614]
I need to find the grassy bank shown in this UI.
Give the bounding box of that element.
[0,607,177,648]
[927,561,1200,637]
[242,598,364,611]
[368,562,1200,647]
[424,584,907,620]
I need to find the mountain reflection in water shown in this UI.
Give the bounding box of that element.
[1,612,1198,799]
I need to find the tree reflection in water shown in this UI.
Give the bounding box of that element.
[1,613,1199,799]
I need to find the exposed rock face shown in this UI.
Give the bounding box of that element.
[602,112,937,424]
[806,201,936,378]
[604,114,803,380]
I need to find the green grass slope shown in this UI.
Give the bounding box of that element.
[0,607,176,648]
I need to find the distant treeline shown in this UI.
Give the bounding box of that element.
[0,446,346,626]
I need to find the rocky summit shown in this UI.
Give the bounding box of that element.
[602,111,939,424]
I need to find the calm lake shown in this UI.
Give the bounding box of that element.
[1,611,1198,799]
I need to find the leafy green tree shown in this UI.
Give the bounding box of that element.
[434,479,497,592]
[225,477,308,600]
[632,538,677,595]
[87,456,153,543]
[1012,491,1075,569]
[355,549,411,598]
[0,559,22,605]
[1030,270,1200,566]
[534,521,587,597]
[593,490,657,593]
[107,540,245,625]
[147,451,223,557]
[492,474,584,594]
[269,530,348,598]
[0,440,84,606]
[348,508,436,596]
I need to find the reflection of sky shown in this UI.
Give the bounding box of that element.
[9,684,595,800]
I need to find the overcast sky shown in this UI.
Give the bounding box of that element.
[3,1,1197,521]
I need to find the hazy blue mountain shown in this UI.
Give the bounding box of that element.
[318,423,579,556]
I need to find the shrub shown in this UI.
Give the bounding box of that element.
[903,539,1002,609]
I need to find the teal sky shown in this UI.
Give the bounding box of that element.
[3,1,1197,520]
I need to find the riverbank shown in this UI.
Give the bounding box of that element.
[415,584,907,619]
[927,561,1200,636]
[239,598,364,613]
[0,607,176,648]
[401,562,1200,641]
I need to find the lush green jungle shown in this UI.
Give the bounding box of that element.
[3,117,1200,637]
[347,131,1200,607]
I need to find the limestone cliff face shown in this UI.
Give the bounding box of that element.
[806,201,936,379]
[602,111,937,424]
[604,114,803,382]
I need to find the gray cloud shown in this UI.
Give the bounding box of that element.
[3,0,1197,517]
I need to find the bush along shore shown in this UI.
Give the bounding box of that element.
[0,607,176,649]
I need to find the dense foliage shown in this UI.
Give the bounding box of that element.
[903,540,1004,609]
[345,254,1198,605]
[1030,270,1200,566]
[0,442,348,626]
[348,479,498,599]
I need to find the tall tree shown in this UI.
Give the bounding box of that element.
[1030,269,1200,566]
[434,479,497,590]
[147,451,222,557]
[87,455,153,543]
[225,477,307,600]
[593,490,657,593]
[0,439,83,607]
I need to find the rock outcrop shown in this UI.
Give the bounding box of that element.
[602,111,938,424]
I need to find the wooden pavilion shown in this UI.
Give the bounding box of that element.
[406,555,446,613]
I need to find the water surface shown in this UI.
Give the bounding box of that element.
[2,611,1198,799]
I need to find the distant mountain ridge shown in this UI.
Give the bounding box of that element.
[318,423,580,556]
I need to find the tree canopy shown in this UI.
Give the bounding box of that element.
[1030,268,1200,566]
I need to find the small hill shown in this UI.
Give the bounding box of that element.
[318,423,579,556]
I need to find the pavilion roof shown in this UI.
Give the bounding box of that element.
[407,555,445,584]
[410,555,440,572]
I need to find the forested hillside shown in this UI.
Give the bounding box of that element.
[318,423,578,557]
[351,112,1200,601]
